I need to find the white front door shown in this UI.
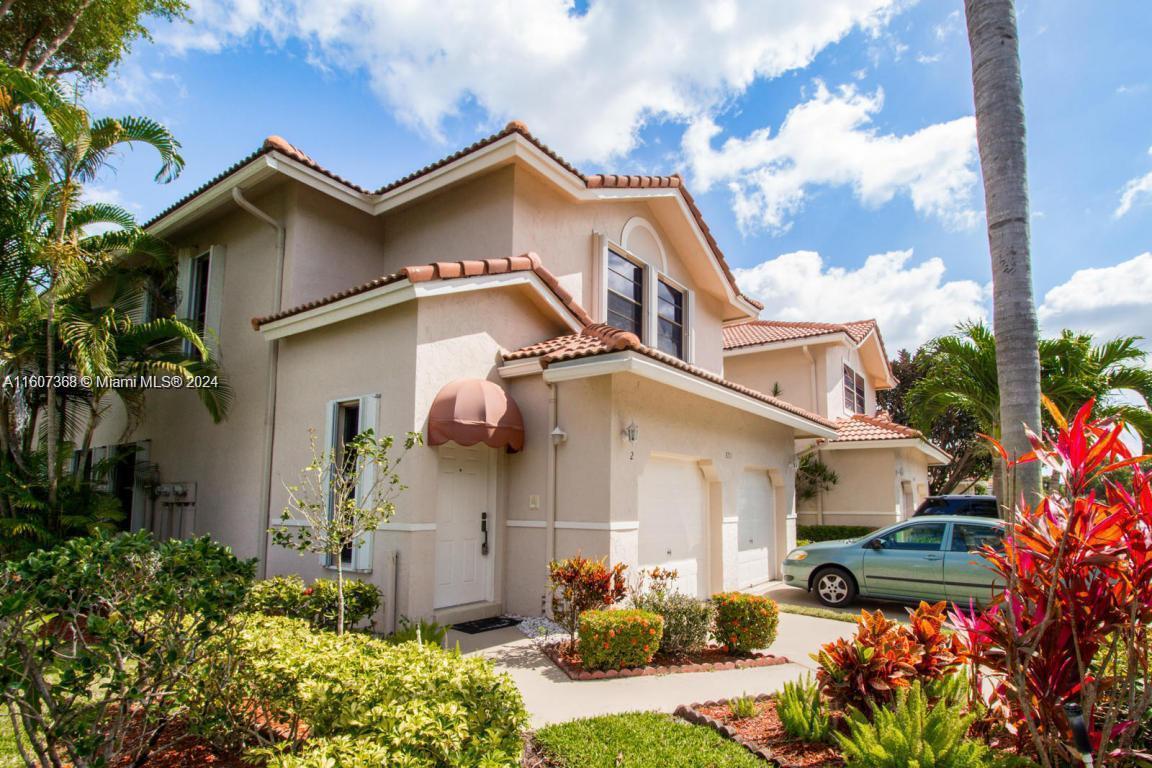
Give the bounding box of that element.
[737,470,774,587]
[638,456,707,598]
[434,444,494,608]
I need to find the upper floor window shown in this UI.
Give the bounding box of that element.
[330,399,362,567]
[843,364,865,414]
[607,249,644,337]
[657,279,685,359]
[188,252,211,330]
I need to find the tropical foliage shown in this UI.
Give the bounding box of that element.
[777,674,833,743]
[795,450,839,502]
[903,321,1152,496]
[577,609,663,670]
[186,614,527,767]
[949,402,1152,767]
[0,532,254,768]
[0,64,229,555]
[246,574,382,633]
[547,554,627,650]
[711,592,778,654]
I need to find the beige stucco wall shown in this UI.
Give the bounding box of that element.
[723,346,820,412]
[88,193,284,560]
[796,445,932,530]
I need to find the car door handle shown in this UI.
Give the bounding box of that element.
[923,554,943,561]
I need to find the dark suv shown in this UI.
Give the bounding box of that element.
[912,495,1000,519]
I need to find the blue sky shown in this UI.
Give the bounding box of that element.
[85,0,1152,352]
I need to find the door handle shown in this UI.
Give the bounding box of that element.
[923,554,942,561]
[480,512,489,556]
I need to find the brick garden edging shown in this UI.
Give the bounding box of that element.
[541,643,790,681]
[675,695,785,766]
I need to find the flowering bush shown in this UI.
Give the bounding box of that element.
[711,592,778,653]
[548,554,627,649]
[246,574,381,632]
[632,591,714,655]
[814,601,966,713]
[577,609,663,670]
[949,401,1152,766]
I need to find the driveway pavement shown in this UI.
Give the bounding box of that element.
[757,581,914,623]
[448,612,856,727]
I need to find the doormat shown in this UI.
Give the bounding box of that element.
[451,616,522,634]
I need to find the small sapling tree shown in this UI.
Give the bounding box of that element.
[271,428,421,634]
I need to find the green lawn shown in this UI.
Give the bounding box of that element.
[776,602,860,623]
[533,711,761,768]
[0,716,23,768]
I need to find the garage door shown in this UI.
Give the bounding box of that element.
[737,470,774,588]
[638,457,707,598]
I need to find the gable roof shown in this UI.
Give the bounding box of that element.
[723,319,878,350]
[147,122,761,313]
[251,252,592,330]
[504,324,837,430]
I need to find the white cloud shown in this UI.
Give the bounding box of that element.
[84,61,186,113]
[733,249,989,351]
[1114,147,1152,218]
[934,10,961,41]
[684,82,979,233]
[151,0,907,163]
[1038,252,1152,346]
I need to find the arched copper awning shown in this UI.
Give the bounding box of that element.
[428,379,525,453]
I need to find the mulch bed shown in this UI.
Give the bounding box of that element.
[104,719,247,768]
[541,642,790,680]
[676,696,844,768]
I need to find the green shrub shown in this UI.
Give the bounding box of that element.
[728,694,759,720]
[385,615,447,647]
[246,574,381,631]
[711,592,778,653]
[578,609,663,670]
[183,614,526,766]
[835,682,1027,768]
[548,555,627,650]
[631,591,714,655]
[0,532,254,768]
[796,525,876,543]
[777,674,832,743]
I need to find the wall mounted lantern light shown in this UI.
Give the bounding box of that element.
[623,420,639,444]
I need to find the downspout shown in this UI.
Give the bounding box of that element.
[544,381,559,611]
[232,188,285,579]
[801,345,824,525]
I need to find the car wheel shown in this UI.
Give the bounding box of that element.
[813,568,857,608]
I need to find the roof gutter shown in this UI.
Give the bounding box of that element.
[232,187,285,579]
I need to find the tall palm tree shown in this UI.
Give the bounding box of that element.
[0,63,183,507]
[964,0,1042,500]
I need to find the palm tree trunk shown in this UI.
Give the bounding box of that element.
[965,0,1042,502]
[45,284,58,509]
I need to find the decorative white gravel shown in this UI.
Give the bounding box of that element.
[511,615,567,647]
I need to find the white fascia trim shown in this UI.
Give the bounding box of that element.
[268,156,374,213]
[555,520,640,531]
[259,271,585,340]
[857,327,899,389]
[722,332,849,357]
[506,519,546,528]
[498,358,544,378]
[259,280,416,339]
[543,350,838,439]
[147,159,279,237]
[820,438,950,465]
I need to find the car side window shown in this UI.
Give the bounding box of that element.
[877,523,946,551]
[951,524,1004,553]
[916,499,948,515]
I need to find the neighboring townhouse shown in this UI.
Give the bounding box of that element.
[722,320,949,529]
[87,122,838,630]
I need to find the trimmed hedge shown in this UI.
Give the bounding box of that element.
[631,591,714,655]
[797,524,876,543]
[712,593,778,653]
[578,609,663,670]
[246,575,381,631]
[184,615,526,766]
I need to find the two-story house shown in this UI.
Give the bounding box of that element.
[88,122,845,629]
[722,320,948,529]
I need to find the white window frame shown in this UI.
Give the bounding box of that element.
[176,245,225,357]
[843,363,866,415]
[598,238,694,362]
[322,393,380,573]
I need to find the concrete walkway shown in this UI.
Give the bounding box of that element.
[449,612,855,726]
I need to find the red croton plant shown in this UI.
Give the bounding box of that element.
[950,400,1152,767]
